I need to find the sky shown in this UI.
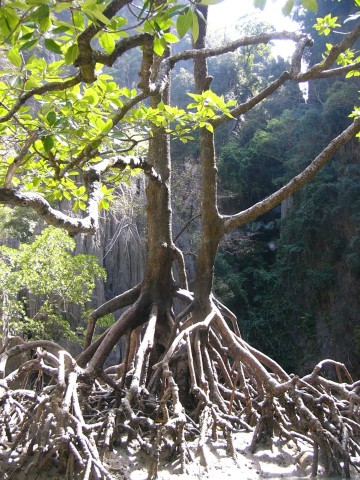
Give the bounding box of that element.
[207,0,300,59]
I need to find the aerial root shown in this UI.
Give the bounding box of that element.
[0,344,118,480]
[0,298,360,479]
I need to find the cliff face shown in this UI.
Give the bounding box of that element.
[280,144,360,377]
[74,181,146,314]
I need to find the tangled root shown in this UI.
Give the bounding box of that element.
[1,297,360,479]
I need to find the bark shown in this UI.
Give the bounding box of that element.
[192,5,223,313]
[80,49,177,373]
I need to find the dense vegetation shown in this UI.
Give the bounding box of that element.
[0,0,359,479]
[212,0,360,375]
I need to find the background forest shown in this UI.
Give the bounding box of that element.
[1,0,358,376]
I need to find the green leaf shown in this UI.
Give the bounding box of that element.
[32,177,41,188]
[301,0,318,12]
[2,6,20,30]
[101,119,113,134]
[282,0,295,16]
[99,32,116,54]
[72,10,85,29]
[200,0,224,4]
[52,25,71,34]
[42,136,54,152]
[91,8,111,25]
[19,38,38,51]
[25,76,40,89]
[163,32,179,44]
[191,11,199,43]
[253,0,266,10]
[176,9,193,38]
[7,49,22,68]
[25,0,49,4]
[83,6,111,25]
[77,185,86,196]
[39,16,51,32]
[64,44,79,65]
[54,2,73,12]
[46,111,56,126]
[153,37,165,56]
[35,4,49,20]
[44,38,62,55]
[83,88,99,105]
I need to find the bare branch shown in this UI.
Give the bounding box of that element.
[173,213,201,243]
[213,71,291,127]
[86,154,163,183]
[212,23,359,127]
[90,284,141,322]
[0,188,98,234]
[169,31,310,64]
[83,283,141,350]
[96,34,151,66]
[222,117,360,233]
[301,60,360,80]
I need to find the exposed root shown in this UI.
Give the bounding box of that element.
[1,291,360,479]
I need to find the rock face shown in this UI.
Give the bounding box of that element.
[74,180,146,315]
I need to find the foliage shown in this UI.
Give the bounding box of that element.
[0,206,38,242]
[0,227,105,342]
[215,75,360,373]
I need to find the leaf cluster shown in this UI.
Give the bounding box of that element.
[0,226,105,341]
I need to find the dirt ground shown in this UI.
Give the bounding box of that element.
[8,430,360,480]
[108,431,310,480]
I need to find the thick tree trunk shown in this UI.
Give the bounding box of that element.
[142,81,176,357]
[144,87,174,305]
[192,5,223,314]
[79,54,176,372]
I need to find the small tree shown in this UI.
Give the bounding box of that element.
[0,0,359,478]
[0,226,106,341]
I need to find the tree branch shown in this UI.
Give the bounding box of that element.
[168,31,310,64]
[87,154,163,183]
[96,33,152,68]
[4,129,39,188]
[213,71,291,127]
[0,75,82,124]
[300,60,360,80]
[0,151,163,234]
[74,0,133,83]
[296,22,360,81]
[222,116,360,233]
[211,23,359,127]
[0,188,99,234]
[83,283,141,350]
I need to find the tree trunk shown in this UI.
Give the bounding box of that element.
[80,52,177,373]
[192,5,223,315]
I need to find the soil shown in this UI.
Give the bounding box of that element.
[12,431,360,480]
